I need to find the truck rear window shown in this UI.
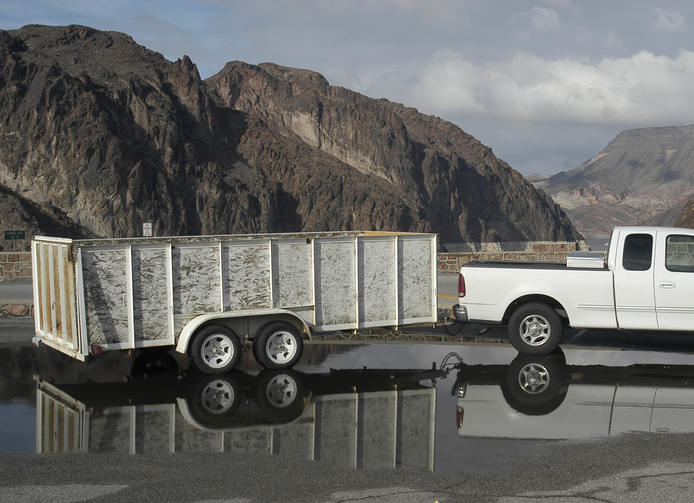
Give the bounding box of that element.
[622,234,653,271]
[666,235,694,272]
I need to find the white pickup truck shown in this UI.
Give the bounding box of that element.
[453,226,694,354]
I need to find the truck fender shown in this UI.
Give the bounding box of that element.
[176,309,312,354]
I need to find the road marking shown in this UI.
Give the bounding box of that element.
[438,294,458,300]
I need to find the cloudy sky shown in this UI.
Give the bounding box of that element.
[2,0,694,176]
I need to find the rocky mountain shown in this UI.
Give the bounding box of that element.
[530,125,694,238]
[676,200,694,228]
[0,24,580,251]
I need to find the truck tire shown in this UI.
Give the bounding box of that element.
[253,322,304,370]
[189,325,242,374]
[508,303,562,355]
[501,352,566,415]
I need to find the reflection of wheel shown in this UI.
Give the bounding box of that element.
[188,374,242,427]
[508,303,562,355]
[255,370,306,423]
[130,350,178,377]
[253,322,304,370]
[501,352,567,416]
[189,325,242,374]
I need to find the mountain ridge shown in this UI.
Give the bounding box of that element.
[531,124,694,237]
[0,24,581,249]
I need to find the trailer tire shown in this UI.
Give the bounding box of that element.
[256,370,306,422]
[508,303,562,355]
[253,322,304,370]
[188,374,242,428]
[189,325,242,374]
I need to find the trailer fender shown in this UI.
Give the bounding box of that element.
[176,309,312,354]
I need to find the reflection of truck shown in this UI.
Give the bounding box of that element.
[454,352,694,439]
[32,232,437,373]
[35,367,438,471]
[453,226,694,354]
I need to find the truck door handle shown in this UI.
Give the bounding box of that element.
[659,282,676,289]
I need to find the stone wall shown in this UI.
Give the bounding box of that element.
[437,240,590,273]
[3,242,591,280]
[1,252,32,281]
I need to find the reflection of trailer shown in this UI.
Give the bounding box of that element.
[32,232,437,373]
[35,368,438,471]
[454,352,694,439]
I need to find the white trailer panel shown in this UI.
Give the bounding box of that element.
[33,232,437,365]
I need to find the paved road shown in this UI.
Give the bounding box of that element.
[2,433,694,502]
[0,279,32,304]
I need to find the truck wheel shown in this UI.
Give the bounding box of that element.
[189,325,242,374]
[253,322,304,370]
[501,352,567,415]
[508,303,562,355]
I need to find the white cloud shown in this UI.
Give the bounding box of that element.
[652,8,687,32]
[530,7,561,32]
[410,49,694,126]
[604,30,622,48]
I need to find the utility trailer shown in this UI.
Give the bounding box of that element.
[32,231,438,373]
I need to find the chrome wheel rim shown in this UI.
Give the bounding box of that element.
[519,314,551,346]
[517,363,550,394]
[200,333,235,369]
[265,374,298,408]
[200,379,236,414]
[265,330,298,364]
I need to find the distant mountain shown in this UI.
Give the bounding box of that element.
[0,25,580,250]
[530,125,694,237]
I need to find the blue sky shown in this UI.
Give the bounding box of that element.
[2,0,694,176]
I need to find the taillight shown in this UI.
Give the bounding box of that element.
[458,273,466,298]
[457,406,464,428]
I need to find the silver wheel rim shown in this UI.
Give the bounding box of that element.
[265,374,298,408]
[200,333,235,369]
[518,314,551,346]
[201,379,236,414]
[265,330,298,364]
[517,363,550,394]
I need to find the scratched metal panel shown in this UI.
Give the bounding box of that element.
[132,247,169,341]
[315,239,356,326]
[272,241,313,308]
[173,245,221,315]
[223,243,272,310]
[399,237,435,322]
[81,248,130,345]
[359,238,397,326]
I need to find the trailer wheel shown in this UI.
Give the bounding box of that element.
[255,370,306,422]
[188,374,242,428]
[189,325,242,374]
[508,303,562,355]
[253,322,304,370]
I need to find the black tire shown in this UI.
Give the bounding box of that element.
[501,352,567,416]
[130,350,178,377]
[253,322,304,370]
[189,325,242,374]
[187,374,242,428]
[255,369,307,423]
[507,303,562,355]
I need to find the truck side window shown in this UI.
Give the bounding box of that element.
[622,234,653,271]
[666,235,694,272]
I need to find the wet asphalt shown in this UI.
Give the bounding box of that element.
[4,274,694,501]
